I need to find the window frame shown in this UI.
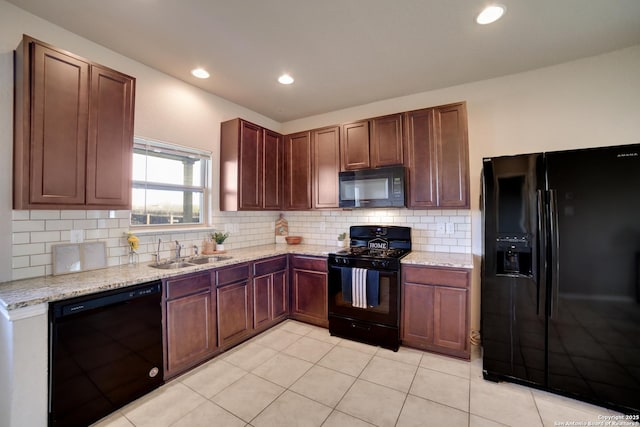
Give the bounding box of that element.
[131,137,211,229]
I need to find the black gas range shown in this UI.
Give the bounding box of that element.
[327,225,411,351]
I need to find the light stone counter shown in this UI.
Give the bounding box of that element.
[0,243,473,311]
[401,251,474,269]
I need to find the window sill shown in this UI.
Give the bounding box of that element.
[128,225,216,236]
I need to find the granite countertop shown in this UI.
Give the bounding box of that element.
[0,244,473,312]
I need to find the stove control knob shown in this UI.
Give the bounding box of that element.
[371,261,378,268]
[380,261,389,268]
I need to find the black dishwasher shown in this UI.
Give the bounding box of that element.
[49,281,164,427]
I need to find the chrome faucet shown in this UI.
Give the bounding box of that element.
[152,238,162,265]
[175,241,183,260]
[193,244,199,257]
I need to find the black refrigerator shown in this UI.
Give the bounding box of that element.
[481,143,640,415]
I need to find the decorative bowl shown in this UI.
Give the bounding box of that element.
[285,236,302,245]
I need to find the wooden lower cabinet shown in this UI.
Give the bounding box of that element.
[289,255,328,327]
[401,265,470,359]
[253,256,288,331]
[163,271,216,378]
[216,263,252,349]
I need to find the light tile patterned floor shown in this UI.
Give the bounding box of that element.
[94,320,624,427]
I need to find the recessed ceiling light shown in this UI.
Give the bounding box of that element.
[476,5,506,25]
[278,74,294,85]
[191,68,210,79]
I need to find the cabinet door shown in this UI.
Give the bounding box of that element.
[312,126,340,209]
[272,270,288,320]
[263,129,283,210]
[433,286,468,352]
[404,108,437,208]
[239,121,263,210]
[86,65,134,207]
[284,131,312,210]
[217,280,252,348]
[401,282,434,345]
[291,268,328,327]
[371,114,403,167]
[253,274,271,329]
[434,103,470,208]
[341,120,370,171]
[30,41,89,206]
[165,291,216,376]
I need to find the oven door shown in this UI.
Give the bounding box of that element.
[327,263,399,327]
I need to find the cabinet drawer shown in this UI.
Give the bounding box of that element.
[165,272,211,300]
[216,263,250,287]
[254,256,287,276]
[403,266,469,289]
[290,255,326,271]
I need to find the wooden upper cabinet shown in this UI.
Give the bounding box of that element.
[220,118,283,211]
[370,113,403,168]
[404,108,437,207]
[404,102,469,208]
[434,103,470,208]
[86,65,135,207]
[340,120,370,170]
[13,35,135,210]
[284,131,312,210]
[263,129,284,210]
[312,126,340,209]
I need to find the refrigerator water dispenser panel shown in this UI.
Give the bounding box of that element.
[496,236,532,277]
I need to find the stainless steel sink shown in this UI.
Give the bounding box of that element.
[150,261,194,270]
[150,256,233,269]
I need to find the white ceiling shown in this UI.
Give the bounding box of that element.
[8,0,640,122]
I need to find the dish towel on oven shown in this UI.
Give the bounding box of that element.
[351,268,380,308]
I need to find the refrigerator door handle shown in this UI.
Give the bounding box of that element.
[549,189,560,319]
[536,190,546,318]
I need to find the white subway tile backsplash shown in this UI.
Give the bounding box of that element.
[60,211,87,220]
[13,266,46,281]
[72,219,98,229]
[12,256,30,269]
[13,243,45,257]
[30,210,60,220]
[30,231,61,243]
[13,220,45,233]
[45,220,73,231]
[10,208,472,280]
[30,254,52,267]
[12,233,30,244]
[12,210,30,220]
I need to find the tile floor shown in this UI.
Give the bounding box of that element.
[94,320,625,427]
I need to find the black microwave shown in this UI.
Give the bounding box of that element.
[338,165,406,208]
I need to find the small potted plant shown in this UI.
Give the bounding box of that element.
[211,231,230,252]
[337,232,347,248]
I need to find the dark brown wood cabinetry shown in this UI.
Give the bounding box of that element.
[216,263,252,348]
[370,114,404,168]
[253,256,288,332]
[163,271,217,378]
[289,255,328,327]
[401,265,470,359]
[404,102,469,208]
[284,131,312,210]
[220,119,284,211]
[340,114,404,171]
[341,120,370,170]
[312,126,341,208]
[13,35,134,210]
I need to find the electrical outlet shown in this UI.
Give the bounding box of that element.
[445,222,455,234]
[436,223,445,233]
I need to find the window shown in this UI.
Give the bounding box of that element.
[131,137,210,226]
